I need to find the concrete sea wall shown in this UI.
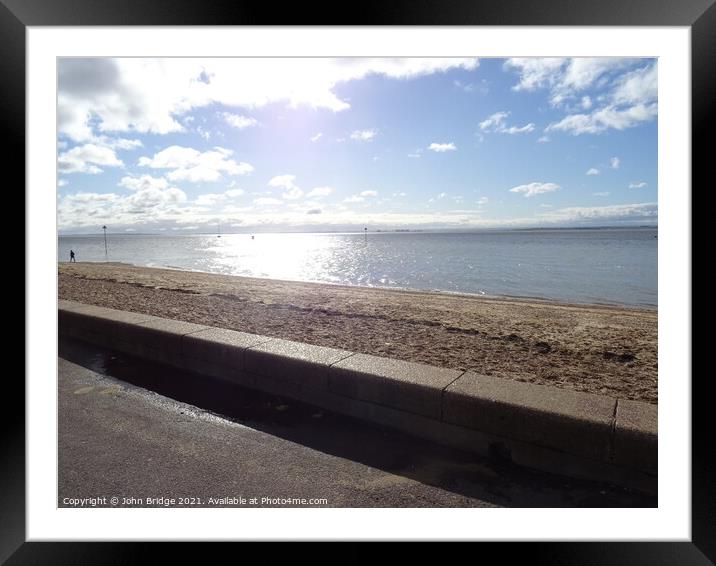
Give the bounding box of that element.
[58,299,657,494]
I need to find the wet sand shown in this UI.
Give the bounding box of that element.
[58,262,658,404]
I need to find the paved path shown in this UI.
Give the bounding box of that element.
[58,339,656,508]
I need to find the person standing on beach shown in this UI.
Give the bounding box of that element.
[70,249,76,263]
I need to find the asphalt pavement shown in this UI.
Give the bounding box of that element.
[58,338,656,508]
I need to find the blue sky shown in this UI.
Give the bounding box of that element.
[57,57,657,233]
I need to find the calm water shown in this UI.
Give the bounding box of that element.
[58,229,658,307]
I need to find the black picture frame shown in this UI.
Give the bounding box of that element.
[9,0,707,561]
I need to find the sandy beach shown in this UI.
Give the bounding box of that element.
[58,263,657,404]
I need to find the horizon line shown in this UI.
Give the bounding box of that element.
[58,224,658,236]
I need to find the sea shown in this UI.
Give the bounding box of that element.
[58,227,658,308]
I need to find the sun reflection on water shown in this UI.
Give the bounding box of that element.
[204,232,364,283]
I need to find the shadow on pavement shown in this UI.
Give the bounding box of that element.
[59,337,656,508]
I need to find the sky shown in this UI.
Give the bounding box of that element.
[57,57,658,234]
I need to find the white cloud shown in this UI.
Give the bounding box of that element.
[504,58,566,93]
[343,190,378,203]
[306,186,333,198]
[310,133,323,142]
[479,111,509,130]
[593,192,610,196]
[267,174,297,190]
[58,179,68,187]
[437,192,447,199]
[267,175,296,189]
[629,181,648,189]
[58,193,658,233]
[477,196,488,205]
[112,138,143,150]
[87,136,143,150]
[408,152,422,158]
[221,112,258,129]
[543,61,657,135]
[428,142,457,152]
[509,182,560,197]
[546,103,658,135]
[138,145,253,182]
[254,197,283,206]
[454,79,488,94]
[611,64,657,106]
[537,136,550,143]
[479,111,534,134]
[150,187,186,203]
[287,200,323,213]
[118,174,169,191]
[64,192,119,204]
[58,143,124,174]
[267,174,304,200]
[586,168,600,176]
[502,124,535,134]
[504,58,636,106]
[196,126,211,140]
[194,188,245,206]
[58,181,189,230]
[538,202,657,223]
[393,192,406,197]
[58,58,478,141]
[55,191,127,229]
[350,129,378,142]
[195,193,227,206]
[506,59,657,136]
[610,156,620,169]
[58,59,193,141]
[283,187,304,200]
[554,59,634,104]
[125,185,187,210]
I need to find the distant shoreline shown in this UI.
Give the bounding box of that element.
[58,225,658,237]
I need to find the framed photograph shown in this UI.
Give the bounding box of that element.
[12,0,706,560]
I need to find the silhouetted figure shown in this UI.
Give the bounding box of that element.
[69,249,76,263]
